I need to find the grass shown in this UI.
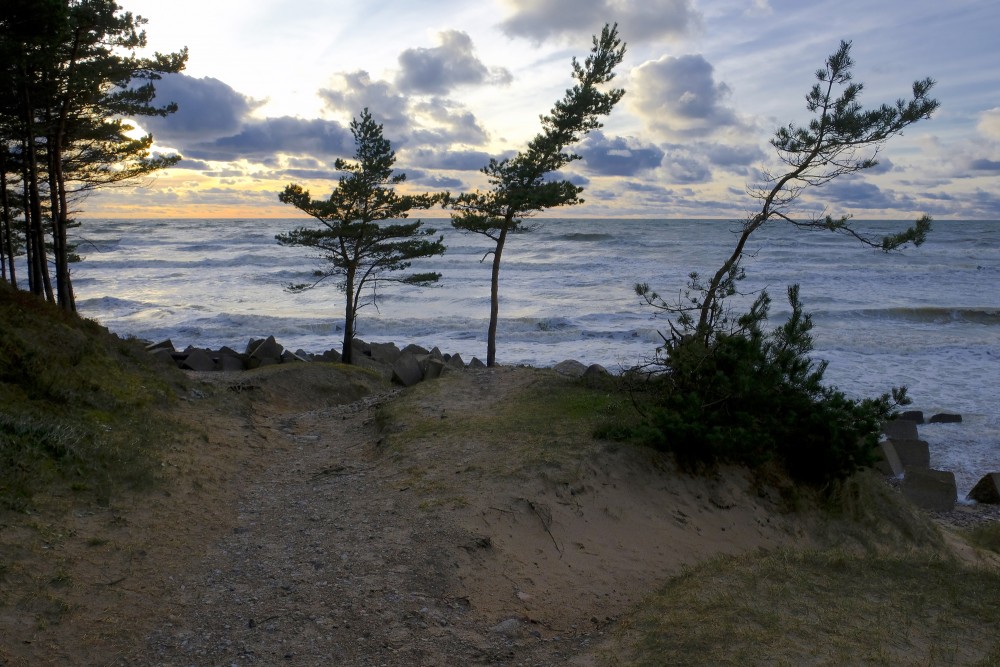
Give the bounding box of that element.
[376,369,627,475]
[0,281,184,510]
[964,522,1000,555]
[602,548,1000,667]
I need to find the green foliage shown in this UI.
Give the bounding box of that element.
[0,0,186,309]
[633,286,906,484]
[0,282,180,509]
[277,108,446,364]
[449,23,626,366]
[631,40,934,485]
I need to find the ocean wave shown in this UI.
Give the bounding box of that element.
[847,307,1000,325]
[557,232,616,242]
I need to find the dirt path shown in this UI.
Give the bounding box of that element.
[115,366,816,665]
[1,365,833,666]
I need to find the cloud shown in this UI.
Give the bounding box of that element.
[662,153,712,184]
[409,98,489,146]
[396,30,512,95]
[406,148,498,171]
[142,73,263,142]
[319,71,411,138]
[977,107,1000,140]
[405,170,465,189]
[701,143,766,170]
[183,117,353,162]
[576,132,664,175]
[630,54,739,139]
[970,158,1000,171]
[499,0,700,43]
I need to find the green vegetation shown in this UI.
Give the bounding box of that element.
[0,0,186,311]
[629,41,937,485]
[619,286,908,484]
[376,369,627,478]
[449,23,625,366]
[602,549,1000,667]
[0,281,182,509]
[964,523,1000,555]
[278,108,446,364]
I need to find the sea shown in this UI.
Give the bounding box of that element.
[64,217,999,496]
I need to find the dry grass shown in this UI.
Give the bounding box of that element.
[602,547,1000,667]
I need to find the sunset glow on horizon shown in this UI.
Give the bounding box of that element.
[85,0,1000,221]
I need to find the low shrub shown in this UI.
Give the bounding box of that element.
[624,286,906,485]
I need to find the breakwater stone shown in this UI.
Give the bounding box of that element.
[967,473,1000,504]
[902,468,957,511]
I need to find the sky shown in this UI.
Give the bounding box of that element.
[87,0,1000,219]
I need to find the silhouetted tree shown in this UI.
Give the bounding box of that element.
[449,23,626,366]
[637,40,937,343]
[277,109,446,365]
[0,0,186,310]
[630,41,938,484]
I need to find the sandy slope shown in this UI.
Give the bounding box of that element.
[0,364,880,665]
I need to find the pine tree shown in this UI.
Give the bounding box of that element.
[277,109,446,364]
[449,23,625,366]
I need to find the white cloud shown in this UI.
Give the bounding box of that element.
[499,0,700,43]
[629,54,740,139]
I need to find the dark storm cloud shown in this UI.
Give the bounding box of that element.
[630,54,739,139]
[142,73,263,142]
[499,0,700,43]
[971,158,1000,171]
[183,117,353,162]
[576,132,664,176]
[396,30,512,95]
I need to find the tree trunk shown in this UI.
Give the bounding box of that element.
[342,266,356,364]
[0,153,13,286]
[487,225,509,367]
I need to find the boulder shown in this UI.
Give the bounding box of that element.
[552,359,587,378]
[318,348,342,363]
[887,438,930,470]
[966,473,1000,504]
[874,440,905,477]
[929,413,962,424]
[469,357,486,369]
[294,349,315,361]
[217,353,245,371]
[369,341,401,365]
[583,363,611,379]
[391,352,424,387]
[882,419,918,441]
[898,410,925,424]
[145,339,175,353]
[423,357,446,380]
[351,338,371,357]
[246,335,283,367]
[148,347,176,365]
[901,468,956,511]
[446,353,465,370]
[179,348,216,372]
[401,343,430,356]
[281,350,309,363]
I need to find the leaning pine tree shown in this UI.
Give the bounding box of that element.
[449,23,626,366]
[277,108,445,365]
[632,41,939,484]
